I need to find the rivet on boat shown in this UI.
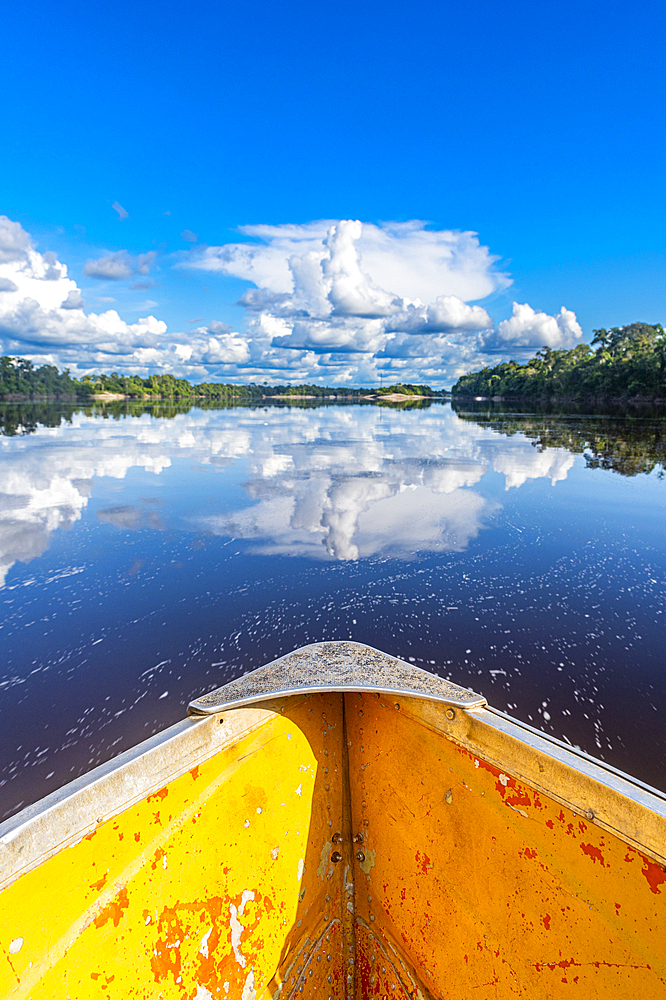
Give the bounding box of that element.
[586,808,595,820]
[356,851,365,862]
[331,852,342,863]
[332,832,343,844]
[445,708,455,721]
[394,703,400,710]
[354,833,363,843]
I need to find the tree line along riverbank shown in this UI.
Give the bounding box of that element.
[0,358,440,402]
[451,323,666,401]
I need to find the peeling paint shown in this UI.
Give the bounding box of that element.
[359,849,376,875]
[641,856,666,895]
[230,892,255,968]
[415,851,433,874]
[238,890,255,916]
[199,926,212,958]
[8,937,23,954]
[317,841,332,880]
[242,969,256,1000]
[505,802,529,819]
[94,886,129,928]
[580,843,606,866]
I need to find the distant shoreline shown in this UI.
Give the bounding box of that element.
[0,391,440,404]
[453,393,666,405]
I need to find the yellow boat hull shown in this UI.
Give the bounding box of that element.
[1,643,664,998]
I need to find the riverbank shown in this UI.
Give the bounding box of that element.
[364,392,429,401]
[1,390,439,404]
[453,393,666,406]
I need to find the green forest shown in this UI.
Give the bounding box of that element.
[0,357,442,401]
[452,323,666,400]
[0,356,94,399]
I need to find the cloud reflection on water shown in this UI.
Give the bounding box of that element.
[0,404,577,584]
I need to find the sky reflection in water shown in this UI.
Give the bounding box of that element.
[1,401,665,818]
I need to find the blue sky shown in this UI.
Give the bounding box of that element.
[1,0,664,386]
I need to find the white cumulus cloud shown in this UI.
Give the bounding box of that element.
[491,302,583,349]
[0,216,33,264]
[0,217,166,368]
[182,218,584,382]
[190,219,509,303]
[194,220,500,374]
[0,214,586,385]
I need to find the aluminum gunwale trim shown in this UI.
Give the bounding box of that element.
[475,707,666,819]
[484,704,666,805]
[188,683,485,716]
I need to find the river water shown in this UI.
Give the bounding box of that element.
[1,399,665,819]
